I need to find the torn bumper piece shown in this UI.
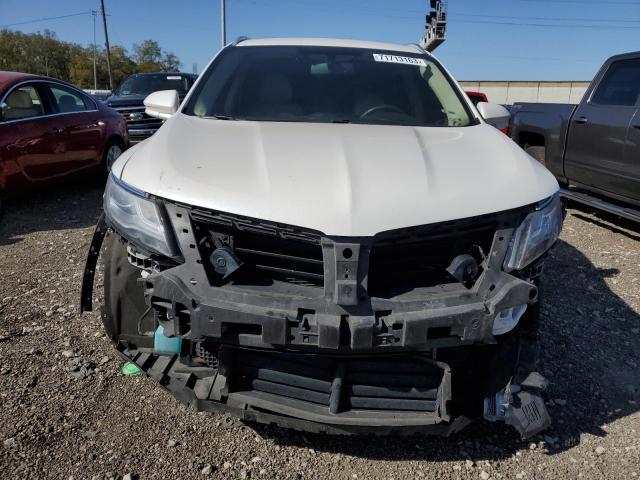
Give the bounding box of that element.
[484,372,552,439]
[505,391,552,439]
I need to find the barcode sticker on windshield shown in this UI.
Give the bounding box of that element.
[166,76,182,80]
[373,54,427,67]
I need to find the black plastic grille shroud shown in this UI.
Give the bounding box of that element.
[186,205,525,294]
[190,208,325,287]
[368,211,507,297]
[229,350,445,414]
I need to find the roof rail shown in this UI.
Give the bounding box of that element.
[408,43,430,55]
[231,36,250,47]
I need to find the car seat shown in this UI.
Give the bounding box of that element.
[58,94,81,113]
[249,74,302,118]
[4,90,43,120]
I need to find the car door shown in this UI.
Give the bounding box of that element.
[564,57,640,196]
[0,82,67,184]
[624,108,640,204]
[45,82,103,172]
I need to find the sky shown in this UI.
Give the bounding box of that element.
[1,0,640,81]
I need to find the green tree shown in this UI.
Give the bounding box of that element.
[161,52,181,72]
[0,29,73,78]
[109,46,137,87]
[69,44,94,88]
[133,39,162,71]
[133,39,181,72]
[0,30,182,88]
[133,39,162,65]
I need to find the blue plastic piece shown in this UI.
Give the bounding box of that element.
[154,326,182,354]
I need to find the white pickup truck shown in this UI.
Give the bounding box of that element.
[82,38,562,438]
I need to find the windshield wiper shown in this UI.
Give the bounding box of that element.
[331,119,351,124]
[203,114,238,121]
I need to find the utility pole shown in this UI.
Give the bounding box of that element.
[221,0,226,47]
[100,0,114,91]
[91,9,97,90]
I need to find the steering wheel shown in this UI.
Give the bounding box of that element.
[359,104,404,119]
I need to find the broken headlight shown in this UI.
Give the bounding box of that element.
[103,174,178,257]
[503,194,562,272]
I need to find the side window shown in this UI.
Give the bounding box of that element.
[48,85,91,113]
[1,85,45,121]
[591,59,640,107]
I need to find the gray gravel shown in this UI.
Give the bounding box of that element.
[0,184,639,479]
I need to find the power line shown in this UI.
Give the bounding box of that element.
[0,12,90,29]
[247,0,640,28]
[517,0,640,4]
[240,0,420,20]
[454,19,639,29]
[452,12,640,24]
[4,2,639,39]
[241,0,424,15]
[108,14,214,32]
[445,52,601,63]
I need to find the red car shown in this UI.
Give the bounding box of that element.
[0,72,128,215]
[466,90,510,135]
[465,90,488,106]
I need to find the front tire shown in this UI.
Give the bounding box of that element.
[103,140,124,173]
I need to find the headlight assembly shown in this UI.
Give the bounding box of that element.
[504,194,563,272]
[103,174,178,257]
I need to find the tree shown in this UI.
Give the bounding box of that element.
[0,30,182,88]
[133,39,181,72]
[0,29,73,78]
[108,46,137,87]
[161,52,181,72]
[68,44,94,88]
[133,39,162,66]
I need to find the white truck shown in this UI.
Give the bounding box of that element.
[81,38,562,437]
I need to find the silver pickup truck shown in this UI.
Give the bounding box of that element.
[509,51,640,222]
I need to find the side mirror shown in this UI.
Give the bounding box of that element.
[0,102,7,122]
[144,90,179,119]
[476,102,511,130]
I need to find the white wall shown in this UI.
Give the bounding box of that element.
[460,81,590,105]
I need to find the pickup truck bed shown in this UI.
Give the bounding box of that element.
[509,51,640,221]
[509,102,577,179]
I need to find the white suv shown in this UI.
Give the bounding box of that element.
[82,38,562,438]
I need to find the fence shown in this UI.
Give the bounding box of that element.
[459,81,590,105]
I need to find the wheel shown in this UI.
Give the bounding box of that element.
[103,141,124,172]
[525,145,546,167]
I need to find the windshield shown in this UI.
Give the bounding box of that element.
[183,46,476,127]
[114,74,192,97]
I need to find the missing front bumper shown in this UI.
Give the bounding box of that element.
[81,208,550,436]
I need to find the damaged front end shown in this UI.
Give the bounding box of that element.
[81,175,561,438]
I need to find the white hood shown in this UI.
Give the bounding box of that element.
[115,114,558,237]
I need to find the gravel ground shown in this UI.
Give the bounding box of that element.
[0,183,638,479]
